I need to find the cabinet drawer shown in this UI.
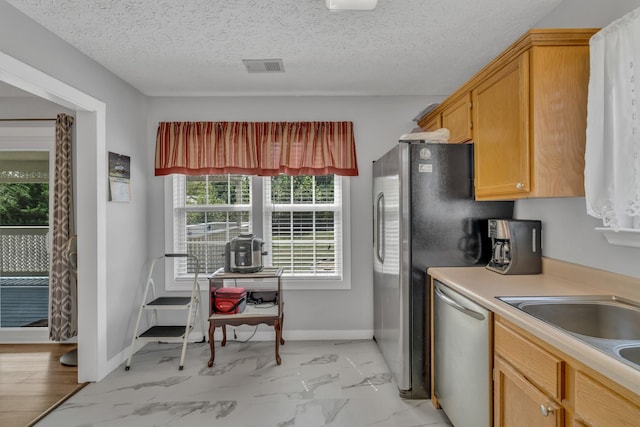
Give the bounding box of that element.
[575,371,640,427]
[494,320,563,400]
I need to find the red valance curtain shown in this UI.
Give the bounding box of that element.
[155,121,358,177]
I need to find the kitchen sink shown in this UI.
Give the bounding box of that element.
[618,345,640,366]
[497,295,640,371]
[515,299,640,340]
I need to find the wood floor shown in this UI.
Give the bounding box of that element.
[0,344,88,427]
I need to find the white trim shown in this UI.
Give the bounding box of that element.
[164,176,179,289]
[0,51,108,382]
[0,327,48,343]
[595,227,640,248]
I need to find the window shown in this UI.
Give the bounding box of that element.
[166,174,350,290]
[170,175,252,281]
[264,175,342,279]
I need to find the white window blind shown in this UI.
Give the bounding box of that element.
[263,175,343,279]
[173,174,252,277]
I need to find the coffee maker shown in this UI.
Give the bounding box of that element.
[486,219,542,275]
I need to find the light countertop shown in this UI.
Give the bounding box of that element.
[428,257,640,397]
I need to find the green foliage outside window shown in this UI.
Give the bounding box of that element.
[270,174,334,204]
[0,183,49,226]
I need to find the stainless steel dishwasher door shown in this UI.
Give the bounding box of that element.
[433,280,490,427]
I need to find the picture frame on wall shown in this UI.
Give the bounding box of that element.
[108,151,131,202]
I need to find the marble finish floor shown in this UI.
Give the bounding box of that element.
[35,340,452,427]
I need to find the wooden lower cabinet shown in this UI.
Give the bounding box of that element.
[574,371,640,427]
[494,357,564,427]
[494,316,640,427]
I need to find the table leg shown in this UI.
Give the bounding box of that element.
[274,319,282,365]
[207,321,215,367]
[279,313,285,345]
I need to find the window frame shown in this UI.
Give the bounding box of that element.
[164,175,350,291]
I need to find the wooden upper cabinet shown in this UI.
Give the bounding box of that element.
[417,29,598,200]
[422,113,442,132]
[417,94,471,141]
[473,30,595,200]
[473,52,530,199]
[442,92,472,143]
[528,43,592,199]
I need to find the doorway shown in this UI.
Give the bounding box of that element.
[0,51,107,382]
[0,128,54,342]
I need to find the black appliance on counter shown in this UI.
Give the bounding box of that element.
[372,141,514,398]
[486,219,542,275]
[224,233,266,273]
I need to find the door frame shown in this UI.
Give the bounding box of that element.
[0,52,107,382]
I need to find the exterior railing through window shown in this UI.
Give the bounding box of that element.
[184,222,250,275]
[0,226,50,327]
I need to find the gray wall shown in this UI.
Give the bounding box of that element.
[147,96,438,336]
[0,0,149,365]
[515,0,640,279]
[0,96,73,119]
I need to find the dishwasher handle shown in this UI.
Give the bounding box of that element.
[434,286,485,321]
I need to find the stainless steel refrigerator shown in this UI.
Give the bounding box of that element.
[372,141,513,398]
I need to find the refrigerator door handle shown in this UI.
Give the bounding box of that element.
[434,286,485,321]
[375,192,385,263]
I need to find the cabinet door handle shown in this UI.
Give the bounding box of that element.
[516,182,525,190]
[540,404,554,417]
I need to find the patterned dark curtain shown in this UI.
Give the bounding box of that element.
[49,114,76,341]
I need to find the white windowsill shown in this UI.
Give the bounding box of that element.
[167,275,350,291]
[595,227,640,248]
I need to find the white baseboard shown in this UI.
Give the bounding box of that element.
[0,327,49,343]
[281,329,373,341]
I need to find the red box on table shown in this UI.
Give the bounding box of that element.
[211,287,247,314]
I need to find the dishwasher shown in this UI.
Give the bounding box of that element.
[433,279,491,427]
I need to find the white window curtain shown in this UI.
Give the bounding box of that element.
[585,7,640,230]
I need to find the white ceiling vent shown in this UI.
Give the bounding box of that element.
[242,59,285,73]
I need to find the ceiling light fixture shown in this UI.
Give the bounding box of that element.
[326,0,378,11]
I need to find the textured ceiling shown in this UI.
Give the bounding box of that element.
[4,0,563,96]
